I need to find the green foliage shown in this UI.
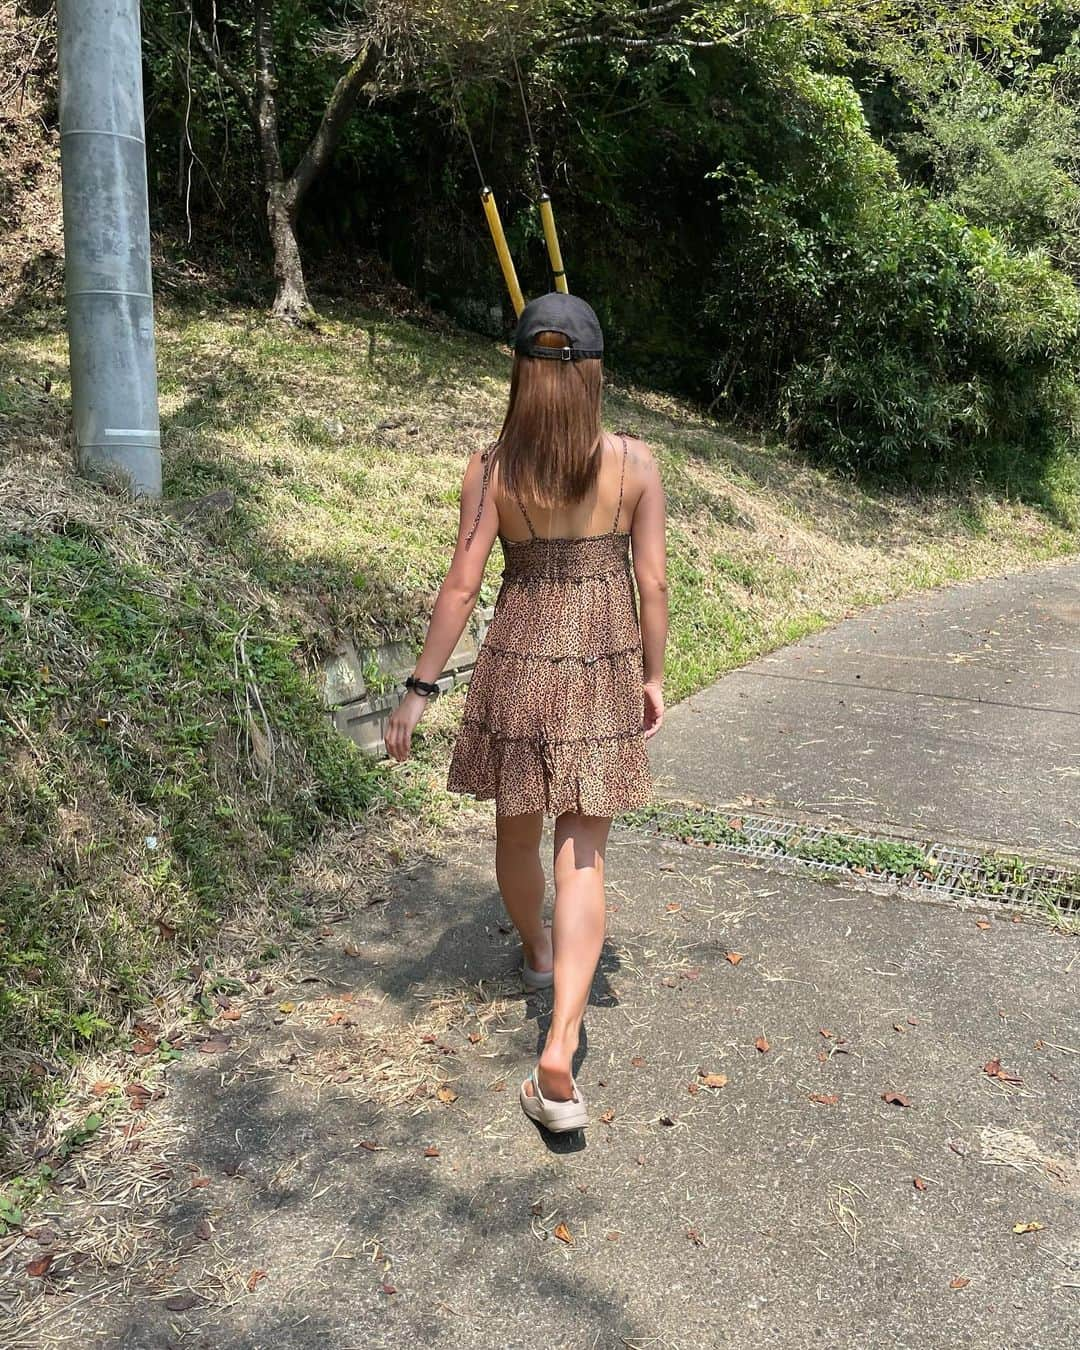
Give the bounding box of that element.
[779,195,1080,478]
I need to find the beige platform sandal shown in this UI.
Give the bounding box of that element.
[519,1064,588,1133]
[521,921,554,991]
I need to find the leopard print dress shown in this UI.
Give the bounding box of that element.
[447,435,652,818]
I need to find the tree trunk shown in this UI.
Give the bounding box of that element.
[179,2,376,325]
[253,1,315,324]
[267,185,313,323]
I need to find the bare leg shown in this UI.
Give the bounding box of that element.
[495,810,551,974]
[524,812,611,1103]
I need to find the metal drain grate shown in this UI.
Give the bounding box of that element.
[625,805,1080,919]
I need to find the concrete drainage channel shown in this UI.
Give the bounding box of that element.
[319,607,496,755]
[624,803,1080,925]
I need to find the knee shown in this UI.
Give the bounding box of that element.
[496,813,543,853]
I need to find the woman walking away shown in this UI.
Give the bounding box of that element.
[385,292,668,1134]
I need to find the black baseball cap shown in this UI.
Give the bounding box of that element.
[513,291,604,361]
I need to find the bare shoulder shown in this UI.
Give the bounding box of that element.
[611,431,659,482]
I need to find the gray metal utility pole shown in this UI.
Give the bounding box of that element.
[57,0,162,498]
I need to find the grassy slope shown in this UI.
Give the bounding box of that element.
[1,294,1077,1134]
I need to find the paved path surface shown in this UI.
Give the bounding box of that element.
[6,563,1078,1350]
[651,560,1080,860]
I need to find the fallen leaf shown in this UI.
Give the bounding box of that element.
[343,942,362,957]
[893,1024,905,1033]
[467,1032,482,1044]
[131,1039,156,1056]
[356,1140,381,1152]
[1013,1221,1045,1235]
[90,1081,116,1097]
[164,1293,202,1312]
[126,1083,152,1110]
[906,1016,919,1027]
[553,1222,573,1245]
[913,1177,927,1191]
[881,1091,912,1108]
[436,1085,458,1104]
[221,1008,242,1022]
[699,1071,728,1088]
[630,1055,647,1067]
[727,817,743,829]
[423,1145,440,1158]
[665,902,681,912]
[247,1269,267,1293]
[754,1036,770,1054]
[25,1254,53,1278]
[606,1231,620,1241]
[725,951,744,966]
[948,1140,967,1157]
[983,1057,1023,1085]
[277,1002,295,1015]
[976,920,991,930]
[190,1176,211,1189]
[820,1028,834,1040]
[381,1280,397,1294]
[599,1108,615,1124]
[809,1093,839,1106]
[199,1037,231,1055]
[949,1277,970,1291]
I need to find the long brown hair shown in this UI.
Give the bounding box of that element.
[494,330,603,507]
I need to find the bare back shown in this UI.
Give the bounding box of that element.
[493,431,644,542]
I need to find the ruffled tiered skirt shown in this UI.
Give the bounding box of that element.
[447,532,652,818]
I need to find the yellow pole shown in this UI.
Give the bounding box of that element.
[480,188,525,317]
[538,193,568,293]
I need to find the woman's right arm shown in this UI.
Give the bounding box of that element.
[629,441,668,740]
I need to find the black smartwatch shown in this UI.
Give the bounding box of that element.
[405,675,440,698]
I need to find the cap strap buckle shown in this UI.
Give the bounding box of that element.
[560,345,573,361]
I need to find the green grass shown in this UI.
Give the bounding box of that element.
[0,501,402,1117]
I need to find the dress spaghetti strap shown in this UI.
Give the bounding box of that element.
[514,489,539,538]
[612,433,628,533]
[464,444,497,549]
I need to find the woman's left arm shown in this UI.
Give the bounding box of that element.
[385,451,499,762]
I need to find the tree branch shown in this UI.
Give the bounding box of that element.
[253,0,286,189]
[287,44,380,208]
